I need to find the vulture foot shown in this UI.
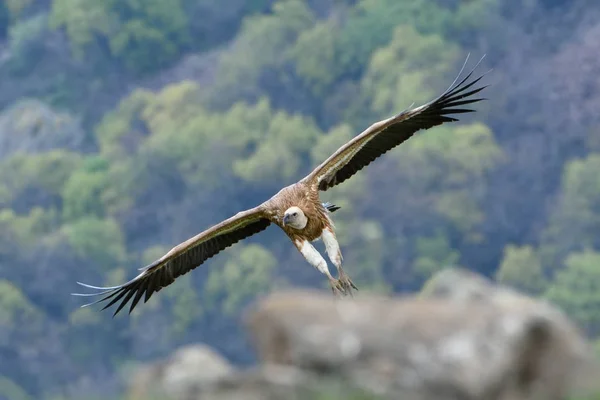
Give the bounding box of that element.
[329,271,358,297]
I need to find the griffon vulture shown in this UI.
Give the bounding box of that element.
[74,55,489,316]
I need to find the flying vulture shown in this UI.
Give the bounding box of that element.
[74,55,490,316]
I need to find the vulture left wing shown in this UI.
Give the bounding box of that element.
[303,55,490,192]
[73,206,271,316]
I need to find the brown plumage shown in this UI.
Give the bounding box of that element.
[74,55,490,316]
[265,183,331,242]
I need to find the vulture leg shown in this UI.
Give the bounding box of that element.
[295,239,345,296]
[322,227,358,296]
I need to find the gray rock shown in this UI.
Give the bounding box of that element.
[245,270,599,400]
[126,269,599,400]
[175,364,382,400]
[127,344,235,400]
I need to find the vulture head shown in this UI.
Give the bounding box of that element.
[283,206,307,229]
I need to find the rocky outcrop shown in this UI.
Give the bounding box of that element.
[127,269,600,400]
[127,344,234,400]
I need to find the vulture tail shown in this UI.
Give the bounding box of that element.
[322,202,341,213]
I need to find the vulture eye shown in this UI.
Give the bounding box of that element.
[293,212,297,216]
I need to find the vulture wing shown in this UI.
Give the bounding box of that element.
[303,55,490,192]
[73,206,271,316]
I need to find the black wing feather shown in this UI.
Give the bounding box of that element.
[73,217,271,316]
[318,56,490,191]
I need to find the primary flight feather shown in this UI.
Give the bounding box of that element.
[73,55,490,316]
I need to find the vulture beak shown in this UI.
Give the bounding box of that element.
[282,214,290,226]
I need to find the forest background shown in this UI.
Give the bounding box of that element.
[1,0,600,399]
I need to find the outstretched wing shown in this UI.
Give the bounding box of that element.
[303,55,490,192]
[73,206,271,316]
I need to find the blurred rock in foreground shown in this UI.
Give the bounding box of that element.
[128,344,234,400]
[127,268,600,400]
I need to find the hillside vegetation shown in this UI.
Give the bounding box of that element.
[1,0,600,398]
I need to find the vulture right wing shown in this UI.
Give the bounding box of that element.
[303,55,490,191]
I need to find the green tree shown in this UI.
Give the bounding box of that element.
[95,88,156,159]
[108,0,190,73]
[0,376,31,400]
[0,150,81,210]
[100,82,324,192]
[545,250,600,335]
[4,0,35,19]
[495,244,547,294]
[0,3,8,40]
[540,154,600,271]
[207,0,315,107]
[413,230,460,279]
[204,244,277,315]
[49,0,112,57]
[0,207,57,252]
[361,25,460,117]
[6,14,48,75]
[392,122,503,241]
[288,20,339,96]
[50,0,190,73]
[0,280,40,327]
[450,0,499,37]
[61,156,112,221]
[335,0,453,78]
[231,99,322,184]
[61,216,127,271]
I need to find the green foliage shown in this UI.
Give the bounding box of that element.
[0,2,8,39]
[6,13,48,75]
[107,0,190,73]
[394,122,503,240]
[412,122,502,191]
[335,0,453,77]
[49,0,111,57]
[163,275,202,335]
[98,83,324,193]
[541,154,600,267]
[449,0,499,35]
[61,156,112,221]
[0,207,57,251]
[208,0,315,106]
[413,230,460,279]
[95,88,155,159]
[231,99,322,183]
[181,0,273,51]
[205,244,277,315]
[4,0,35,19]
[50,0,190,74]
[545,250,600,335]
[309,382,386,400]
[334,216,391,293]
[0,280,40,326]
[61,216,126,270]
[0,150,81,209]
[362,25,460,116]
[289,20,339,96]
[496,245,547,294]
[310,124,354,166]
[0,376,32,400]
